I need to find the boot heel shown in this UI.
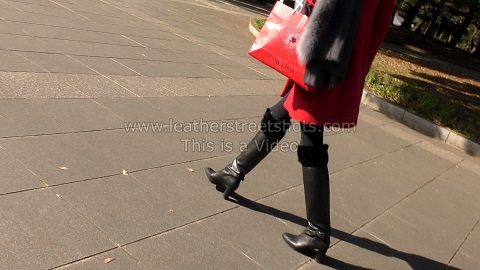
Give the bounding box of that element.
[222,180,240,199]
[314,246,327,263]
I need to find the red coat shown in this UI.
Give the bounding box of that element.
[282,0,395,126]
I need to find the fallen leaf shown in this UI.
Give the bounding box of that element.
[187,168,194,172]
[104,258,114,264]
[59,167,68,170]
[122,170,128,175]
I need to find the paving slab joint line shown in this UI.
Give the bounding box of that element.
[49,247,120,270]
[247,21,479,157]
[294,160,463,270]
[0,155,235,197]
[446,217,480,266]
[50,179,277,269]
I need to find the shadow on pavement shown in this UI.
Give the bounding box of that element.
[229,192,308,226]
[228,192,460,270]
[330,228,461,270]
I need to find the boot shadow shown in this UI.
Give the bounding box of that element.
[330,228,462,270]
[228,192,308,227]
[227,193,461,270]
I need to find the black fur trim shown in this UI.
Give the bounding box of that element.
[259,108,291,140]
[297,144,329,167]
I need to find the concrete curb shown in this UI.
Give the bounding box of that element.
[362,91,480,157]
[249,18,260,38]
[248,20,480,157]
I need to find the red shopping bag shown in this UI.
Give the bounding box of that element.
[249,1,308,89]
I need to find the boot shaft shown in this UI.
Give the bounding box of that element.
[297,145,331,233]
[236,108,291,173]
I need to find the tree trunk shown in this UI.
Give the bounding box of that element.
[475,27,480,57]
[425,0,448,36]
[413,19,426,32]
[475,44,480,57]
[423,20,433,35]
[449,2,480,48]
[401,0,428,29]
[439,28,449,40]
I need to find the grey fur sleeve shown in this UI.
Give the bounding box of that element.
[296,0,365,87]
[297,1,336,64]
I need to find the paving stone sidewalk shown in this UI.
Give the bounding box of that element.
[1,0,479,269]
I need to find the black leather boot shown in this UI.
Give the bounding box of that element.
[283,144,331,263]
[205,108,290,199]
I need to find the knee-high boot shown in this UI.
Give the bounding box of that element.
[282,144,331,263]
[205,108,290,199]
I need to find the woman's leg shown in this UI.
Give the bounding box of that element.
[299,124,330,233]
[269,92,291,121]
[283,123,331,263]
[205,95,291,199]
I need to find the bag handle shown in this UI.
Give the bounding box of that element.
[279,0,306,15]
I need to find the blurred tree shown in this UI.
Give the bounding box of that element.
[401,0,429,29]
[474,22,480,55]
[448,0,480,48]
[424,0,448,35]
[397,0,480,54]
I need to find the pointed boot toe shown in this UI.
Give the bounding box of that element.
[205,167,218,184]
[282,233,300,249]
[282,227,330,263]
